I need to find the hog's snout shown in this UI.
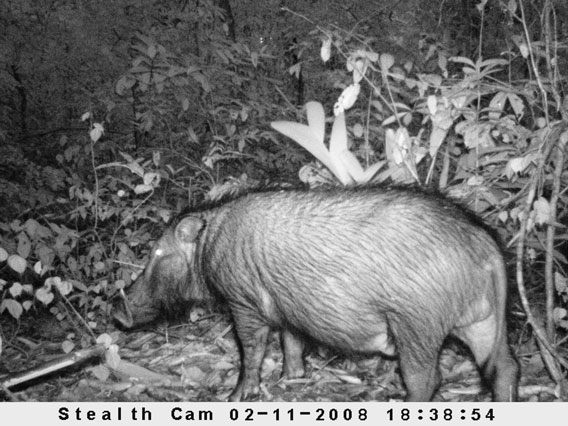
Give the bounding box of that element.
[112,289,135,328]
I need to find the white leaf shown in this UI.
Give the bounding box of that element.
[305,102,326,145]
[533,197,550,225]
[105,344,121,369]
[9,282,23,297]
[62,340,75,354]
[320,37,331,62]
[127,161,144,178]
[134,184,153,194]
[467,176,484,186]
[553,307,567,322]
[7,255,26,274]
[271,121,351,185]
[55,280,73,296]
[45,276,61,288]
[554,272,567,294]
[96,333,114,348]
[338,149,364,182]
[498,211,508,223]
[352,123,364,137]
[334,84,360,116]
[0,247,8,262]
[90,123,104,143]
[329,110,349,154]
[143,172,160,186]
[352,59,366,84]
[36,286,54,305]
[427,95,437,116]
[90,364,111,381]
[519,43,529,59]
[153,151,161,166]
[379,53,395,71]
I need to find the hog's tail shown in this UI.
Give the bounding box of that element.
[482,254,519,401]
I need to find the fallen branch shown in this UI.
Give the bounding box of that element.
[0,343,106,390]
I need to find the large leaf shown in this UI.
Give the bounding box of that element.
[305,101,326,145]
[338,150,385,184]
[271,121,351,185]
[359,161,387,184]
[327,112,354,184]
[329,112,349,154]
[338,149,364,182]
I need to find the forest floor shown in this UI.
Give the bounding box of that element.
[0,312,561,402]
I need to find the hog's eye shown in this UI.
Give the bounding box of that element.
[155,248,163,256]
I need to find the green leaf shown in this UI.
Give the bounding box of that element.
[105,344,121,369]
[36,286,54,305]
[533,197,550,225]
[143,172,160,187]
[305,101,326,145]
[115,76,136,96]
[555,272,567,294]
[16,232,31,259]
[55,280,73,296]
[89,364,111,381]
[271,120,351,185]
[449,56,475,67]
[23,218,39,238]
[379,53,394,71]
[507,93,525,118]
[62,340,75,354]
[1,299,23,319]
[9,282,23,297]
[45,276,62,288]
[134,184,153,194]
[96,333,113,348]
[70,279,89,292]
[8,254,27,274]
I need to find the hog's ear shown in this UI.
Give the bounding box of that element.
[175,216,205,244]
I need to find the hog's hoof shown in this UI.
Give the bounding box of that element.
[228,384,261,402]
[281,365,305,380]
